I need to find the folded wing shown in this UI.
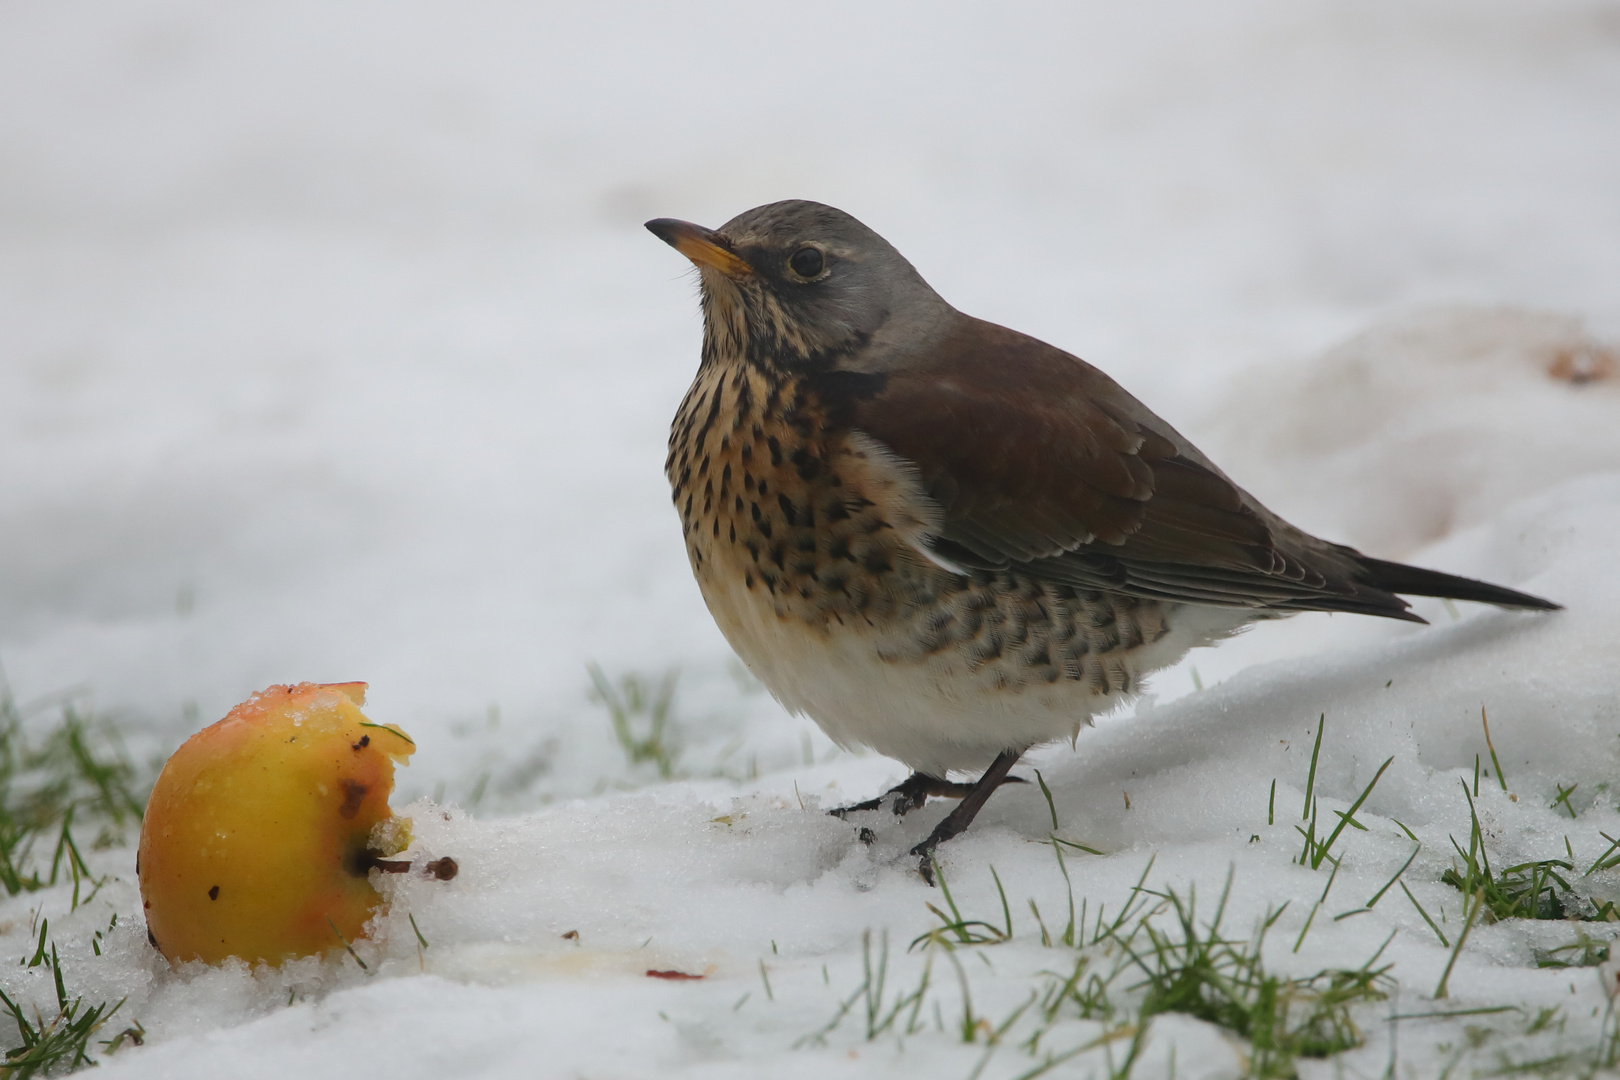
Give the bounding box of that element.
[845,315,1556,621]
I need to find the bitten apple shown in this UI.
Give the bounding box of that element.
[138,682,415,966]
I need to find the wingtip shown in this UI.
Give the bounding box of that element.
[1354,556,1563,615]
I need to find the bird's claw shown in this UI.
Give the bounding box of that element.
[911,843,939,886]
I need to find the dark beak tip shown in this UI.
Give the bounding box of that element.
[644,218,686,246]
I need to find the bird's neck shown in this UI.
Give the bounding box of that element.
[699,281,867,378]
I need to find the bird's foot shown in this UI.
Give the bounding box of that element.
[828,771,1027,820]
[905,750,1025,886]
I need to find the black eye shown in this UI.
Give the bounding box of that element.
[788,246,824,278]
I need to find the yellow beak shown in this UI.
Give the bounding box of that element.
[645,218,754,278]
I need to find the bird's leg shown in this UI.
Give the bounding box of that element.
[828,770,1028,819]
[910,750,1025,885]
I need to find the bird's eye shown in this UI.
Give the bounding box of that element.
[788,246,825,279]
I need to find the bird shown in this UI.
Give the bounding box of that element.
[646,200,1559,882]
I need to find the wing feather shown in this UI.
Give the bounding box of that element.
[846,314,1403,615]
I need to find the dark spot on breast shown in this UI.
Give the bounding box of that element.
[777,494,798,525]
[917,614,955,654]
[744,572,755,589]
[971,631,1005,663]
[352,734,370,751]
[339,781,368,819]
[863,551,893,574]
[767,436,783,466]
[695,389,723,443]
[208,885,219,901]
[791,448,822,480]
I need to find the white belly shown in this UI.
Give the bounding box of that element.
[700,564,1254,777]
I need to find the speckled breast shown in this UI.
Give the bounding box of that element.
[666,360,922,620]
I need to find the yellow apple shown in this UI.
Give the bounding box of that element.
[138,681,416,966]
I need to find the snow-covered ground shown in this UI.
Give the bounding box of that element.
[3,2,1619,1076]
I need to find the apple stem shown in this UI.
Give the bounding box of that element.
[365,854,459,881]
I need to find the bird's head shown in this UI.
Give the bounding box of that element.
[647,200,951,373]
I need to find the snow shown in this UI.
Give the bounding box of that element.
[3,1,1620,1076]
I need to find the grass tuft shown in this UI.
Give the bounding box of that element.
[1121,874,1391,1076]
[815,799,1392,1078]
[796,930,932,1047]
[0,675,147,900]
[1294,728,1392,870]
[585,663,682,779]
[0,671,152,1074]
[1439,779,1616,924]
[0,946,124,1079]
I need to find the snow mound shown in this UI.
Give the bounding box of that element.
[1204,306,1620,557]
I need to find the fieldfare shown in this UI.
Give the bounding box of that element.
[647,200,1558,881]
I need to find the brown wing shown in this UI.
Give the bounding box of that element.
[842,315,1423,619]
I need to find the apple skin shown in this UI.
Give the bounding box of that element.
[138,682,415,966]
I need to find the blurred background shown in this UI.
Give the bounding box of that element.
[2,0,1617,804]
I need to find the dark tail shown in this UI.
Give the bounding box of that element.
[1355,556,1561,612]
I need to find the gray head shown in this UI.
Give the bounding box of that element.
[646,200,952,372]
